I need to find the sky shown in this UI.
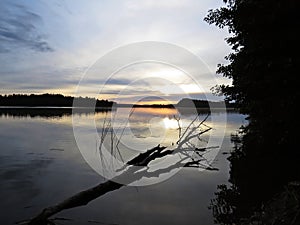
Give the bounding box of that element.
[0,0,231,104]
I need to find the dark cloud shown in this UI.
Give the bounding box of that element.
[0,2,53,53]
[105,78,131,85]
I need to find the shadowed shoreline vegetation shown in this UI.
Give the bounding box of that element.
[0,93,114,107]
[205,0,299,224]
[0,94,235,109]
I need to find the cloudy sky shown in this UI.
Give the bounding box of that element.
[0,0,231,104]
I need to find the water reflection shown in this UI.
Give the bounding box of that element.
[73,107,226,185]
[0,107,112,118]
[210,127,300,224]
[0,108,246,225]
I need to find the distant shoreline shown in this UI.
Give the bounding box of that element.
[0,105,237,119]
[0,94,236,110]
[0,106,237,110]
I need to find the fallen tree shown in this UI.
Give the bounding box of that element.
[24,114,218,225]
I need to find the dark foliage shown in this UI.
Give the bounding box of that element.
[0,93,114,107]
[177,98,235,108]
[205,0,300,224]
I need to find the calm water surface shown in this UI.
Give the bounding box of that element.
[0,108,246,225]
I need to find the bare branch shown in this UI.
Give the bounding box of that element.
[26,111,217,225]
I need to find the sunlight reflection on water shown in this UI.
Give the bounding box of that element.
[0,108,246,225]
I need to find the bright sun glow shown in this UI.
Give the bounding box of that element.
[163,117,179,129]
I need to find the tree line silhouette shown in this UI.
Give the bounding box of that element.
[0,93,114,107]
[177,98,234,108]
[0,94,235,110]
[205,0,299,224]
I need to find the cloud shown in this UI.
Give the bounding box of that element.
[105,78,133,85]
[125,0,189,10]
[0,0,230,100]
[0,2,53,53]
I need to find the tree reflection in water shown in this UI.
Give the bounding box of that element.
[209,130,300,225]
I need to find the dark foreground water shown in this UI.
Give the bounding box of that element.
[0,108,246,225]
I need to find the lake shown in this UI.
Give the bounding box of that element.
[0,107,246,225]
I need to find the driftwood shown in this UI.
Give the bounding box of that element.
[26,114,218,225]
[27,180,123,225]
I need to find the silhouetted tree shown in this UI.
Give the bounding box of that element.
[205,0,300,224]
[0,93,114,107]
